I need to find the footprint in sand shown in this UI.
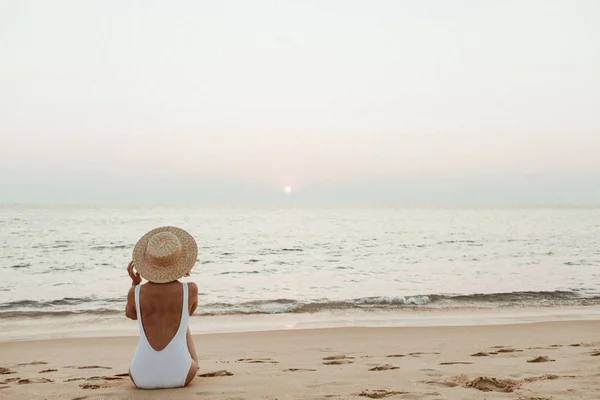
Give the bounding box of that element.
[323,355,354,365]
[466,377,520,393]
[39,369,58,373]
[495,348,523,354]
[17,378,54,384]
[358,389,408,398]
[283,368,317,372]
[516,397,552,400]
[236,358,278,364]
[368,364,399,372]
[80,383,100,389]
[323,355,354,361]
[385,354,406,358]
[65,378,87,382]
[1,378,21,384]
[199,370,233,377]
[324,360,353,365]
[66,365,112,370]
[0,368,15,375]
[17,361,48,366]
[113,373,130,377]
[100,376,124,381]
[66,376,124,383]
[523,374,559,382]
[79,378,125,390]
[440,362,473,365]
[470,352,490,357]
[527,356,555,363]
[86,376,124,382]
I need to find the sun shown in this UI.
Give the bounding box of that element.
[284,186,292,194]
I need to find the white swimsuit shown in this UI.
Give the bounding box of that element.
[130,282,193,389]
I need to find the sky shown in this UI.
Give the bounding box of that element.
[1,0,599,205]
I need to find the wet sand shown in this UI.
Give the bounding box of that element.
[1,321,599,399]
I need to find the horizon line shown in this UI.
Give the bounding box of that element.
[2,203,599,209]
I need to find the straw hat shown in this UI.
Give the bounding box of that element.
[132,226,198,283]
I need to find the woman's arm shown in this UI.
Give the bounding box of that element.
[188,282,198,316]
[125,261,141,320]
[125,286,137,320]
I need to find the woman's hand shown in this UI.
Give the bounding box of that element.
[127,261,142,286]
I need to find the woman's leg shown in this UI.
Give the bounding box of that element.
[184,328,199,386]
[184,360,198,387]
[186,328,199,364]
[128,369,138,388]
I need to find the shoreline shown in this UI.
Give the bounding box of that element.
[1,321,599,399]
[2,305,599,342]
[4,319,600,345]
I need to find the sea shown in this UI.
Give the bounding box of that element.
[1,206,599,341]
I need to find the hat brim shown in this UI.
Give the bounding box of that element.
[132,226,198,283]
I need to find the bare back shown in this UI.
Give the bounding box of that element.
[126,280,198,351]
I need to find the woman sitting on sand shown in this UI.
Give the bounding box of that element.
[125,226,199,389]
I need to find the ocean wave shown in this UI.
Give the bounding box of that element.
[428,290,592,304]
[219,270,262,275]
[564,261,596,266]
[1,291,599,319]
[437,240,478,244]
[258,248,304,255]
[0,297,123,310]
[0,309,121,319]
[9,263,31,269]
[38,264,86,274]
[353,295,431,305]
[90,244,131,251]
[198,291,600,315]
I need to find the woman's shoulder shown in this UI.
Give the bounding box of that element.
[185,281,198,301]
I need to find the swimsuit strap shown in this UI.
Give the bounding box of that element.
[134,284,148,342]
[177,282,189,335]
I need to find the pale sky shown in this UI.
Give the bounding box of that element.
[1,1,599,205]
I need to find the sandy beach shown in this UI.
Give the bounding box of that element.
[1,320,599,399]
